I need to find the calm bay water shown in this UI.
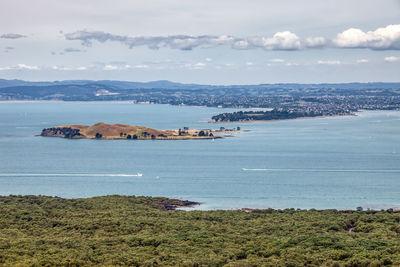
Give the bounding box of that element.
[0,101,399,210]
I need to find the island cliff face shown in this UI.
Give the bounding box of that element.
[40,122,228,140]
[40,127,82,138]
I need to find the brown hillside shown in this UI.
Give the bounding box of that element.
[69,122,165,138]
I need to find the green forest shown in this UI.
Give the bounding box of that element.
[211,110,325,122]
[0,195,399,266]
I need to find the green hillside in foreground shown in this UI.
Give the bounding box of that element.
[0,195,399,266]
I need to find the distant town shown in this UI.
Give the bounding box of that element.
[1,80,400,120]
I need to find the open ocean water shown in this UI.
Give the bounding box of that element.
[0,101,399,210]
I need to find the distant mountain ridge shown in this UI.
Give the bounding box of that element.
[0,79,207,89]
[1,78,400,90]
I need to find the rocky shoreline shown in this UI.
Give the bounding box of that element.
[40,127,83,138]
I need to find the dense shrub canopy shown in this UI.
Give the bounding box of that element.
[0,195,399,266]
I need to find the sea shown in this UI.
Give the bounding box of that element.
[0,101,399,210]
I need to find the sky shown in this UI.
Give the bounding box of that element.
[0,0,399,84]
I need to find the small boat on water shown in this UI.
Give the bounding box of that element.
[137,173,143,177]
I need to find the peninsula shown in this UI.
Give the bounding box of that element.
[211,108,352,122]
[40,122,238,140]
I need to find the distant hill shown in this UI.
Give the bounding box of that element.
[0,84,122,100]
[1,78,400,90]
[0,79,207,90]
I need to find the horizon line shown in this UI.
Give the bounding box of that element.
[1,78,400,87]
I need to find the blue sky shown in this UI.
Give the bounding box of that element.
[0,0,399,84]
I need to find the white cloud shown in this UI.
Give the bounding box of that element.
[0,64,40,71]
[248,31,301,50]
[125,64,149,69]
[246,62,254,66]
[103,62,149,70]
[103,64,150,70]
[305,37,326,48]
[193,62,206,69]
[215,63,236,70]
[232,40,251,49]
[384,56,400,62]
[317,60,341,65]
[136,65,149,69]
[103,64,119,70]
[205,58,212,62]
[52,66,87,71]
[269,58,285,63]
[16,64,40,70]
[357,59,369,63]
[286,62,299,66]
[103,64,149,70]
[333,24,400,50]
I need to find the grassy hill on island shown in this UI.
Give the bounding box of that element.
[67,122,167,139]
[0,195,399,266]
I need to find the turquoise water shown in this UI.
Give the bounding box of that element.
[0,102,399,210]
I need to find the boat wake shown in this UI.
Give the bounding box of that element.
[241,168,400,173]
[0,173,143,177]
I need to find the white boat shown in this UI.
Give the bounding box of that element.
[137,173,143,177]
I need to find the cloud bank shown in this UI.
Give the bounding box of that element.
[65,31,237,51]
[64,30,314,51]
[65,24,400,51]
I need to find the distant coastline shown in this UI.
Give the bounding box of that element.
[1,79,400,112]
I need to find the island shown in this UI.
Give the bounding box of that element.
[211,108,353,122]
[40,122,240,140]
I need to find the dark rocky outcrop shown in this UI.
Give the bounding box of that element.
[162,200,200,210]
[40,127,82,138]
